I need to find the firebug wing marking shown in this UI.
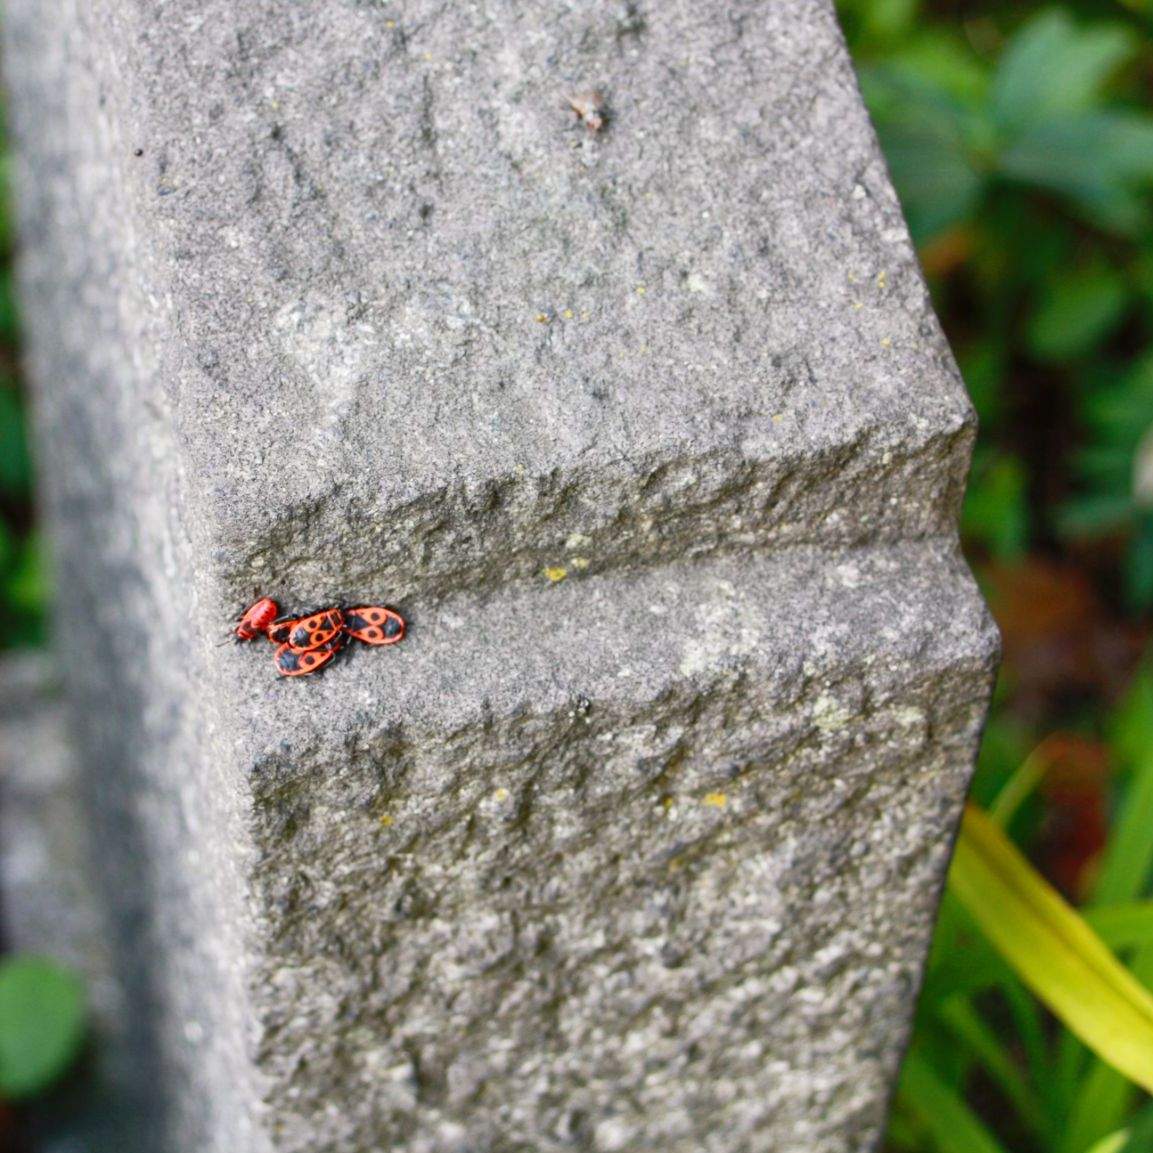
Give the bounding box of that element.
[268,608,345,652]
[344,606,405,646]
[274,633,345,677]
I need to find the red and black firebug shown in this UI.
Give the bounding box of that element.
[235,596,280,640]
[234,596,406,677]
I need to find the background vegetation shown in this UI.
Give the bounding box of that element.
[1,0,1152,1145]
[839,1,1153,1149]
[0,118,39,650]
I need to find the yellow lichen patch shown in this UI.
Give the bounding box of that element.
[881,337,892,349]
[877,269,888,290]
[562,308,574,320]
[570,556,590,571]
[635,284,647,295]
[493,787,510,803]
[535,312,551,324]
[703,792,728,808]
[544,566,568,583]
[379,814,394,828]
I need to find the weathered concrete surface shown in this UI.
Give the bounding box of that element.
[2,0,997,1150]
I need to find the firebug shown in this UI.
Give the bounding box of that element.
[274,634,346,677]
[235,594,407,678]
[267,607,345,653]
[343,606,405,646]
[236,596,280,640]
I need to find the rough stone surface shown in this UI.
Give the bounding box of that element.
[15,0,974,613]
[2,0,997,1151]
[237,545,992,1153]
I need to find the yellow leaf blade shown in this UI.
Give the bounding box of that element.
[950,804,1153,1093]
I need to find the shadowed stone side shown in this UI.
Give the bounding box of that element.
[3,0,997,1151]
[0,658,145,1152]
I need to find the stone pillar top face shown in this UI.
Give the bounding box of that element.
[105,0,971,603]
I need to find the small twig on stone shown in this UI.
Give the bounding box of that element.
[567,90,607,134]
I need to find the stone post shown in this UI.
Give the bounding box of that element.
[2,0,997,1150]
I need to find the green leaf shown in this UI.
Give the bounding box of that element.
[1119,1099,1153,1152]
[883,31,990,106]
[1090,905,1153,952]
[875,119,985,242]
[950,805,1153,1093]
[1081,352,1153,442]
[885,1109,925,1152]
[897,1047,1010,1153]
[968,713,1034,812]
[991,11,1136,135]
[1000,112,1153,235]
[919,934,1010,1005]
[1062,949,1153,1153]
[962,453,1029,558]
[1096,667,1153,906]
[856,0,918,41]
[0,385,30,498]
[937,998,1049,1139]
[1056,673,1153,1148]
[1128,519,1153,610]
[1027,266,1127,361]
[860,65,987,242]
[990,739,1054,828]
[1004,972,1059,1123]
[956,337,1007,428]
[0,518,12,574]
[1063,675,1153,1151]
[0,956,85,1100]
[921,904,1153,1005]
[1088,1131,1130,1153]
[0,273,21,350]
[5,533,48,622]
[1059,493,1134,537]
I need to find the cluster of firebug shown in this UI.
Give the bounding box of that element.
[235,596,405,678]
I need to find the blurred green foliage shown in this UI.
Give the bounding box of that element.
[0,118,44,650]
[842,0,1153,600]
[841,2,1153,1150]
[0,956,85,1101]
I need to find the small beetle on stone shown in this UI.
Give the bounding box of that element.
[567,90,607,134]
